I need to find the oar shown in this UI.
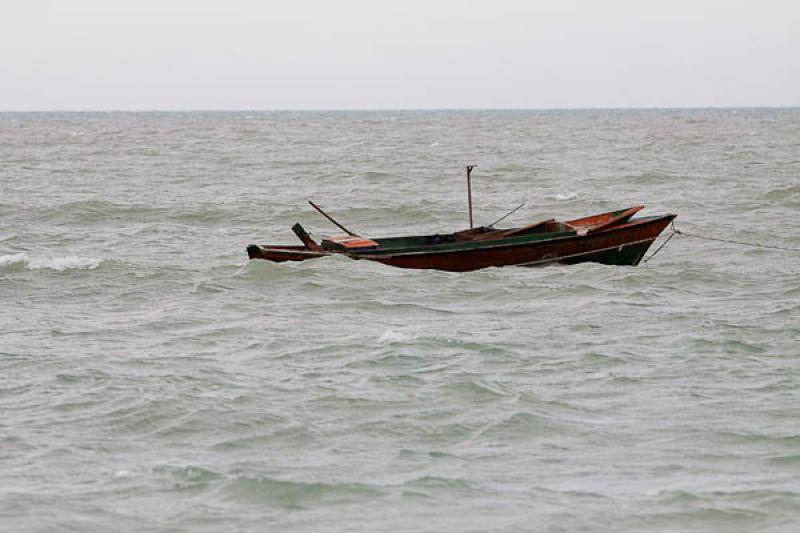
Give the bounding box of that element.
[308,200,360,237]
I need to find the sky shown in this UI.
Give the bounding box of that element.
[3,0,799,110]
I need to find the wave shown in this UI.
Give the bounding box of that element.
[16,200,240,226]
[765,184,800,201]
[220,474,382,507]
[546,191,579,201]
[378,330,415,344]
[0,252,102,272]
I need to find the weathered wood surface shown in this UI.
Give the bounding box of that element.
[566,205,644,233]
[246,244,327,262]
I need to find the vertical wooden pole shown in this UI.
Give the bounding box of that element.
[466,165,476,229]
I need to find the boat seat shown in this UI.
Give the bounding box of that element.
[452,220,559,242]
[322,235,379,251]
[490,219,557,239]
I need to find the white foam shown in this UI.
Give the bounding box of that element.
[378,330,413,344]
[552,192,578,201]
[28,256,102,271]
[0,253,29,268]
[0,253,102,271]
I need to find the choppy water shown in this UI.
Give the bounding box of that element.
[2,109,799,532]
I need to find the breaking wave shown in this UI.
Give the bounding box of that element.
[0,253,103,272]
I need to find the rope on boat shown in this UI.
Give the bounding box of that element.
[488,203,526,228]
[672,227,800,252]
[644,222,800,264]
[642,228,678,264]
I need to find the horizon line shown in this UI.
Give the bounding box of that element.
[1,105,798,113]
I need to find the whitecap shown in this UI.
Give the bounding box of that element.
[0,253,28,268]
[28,256,102,271]
[551,192,578,201]
[378,330,413,344]
[0,253,102,272]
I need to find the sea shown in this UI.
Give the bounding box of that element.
[1,109,799,532]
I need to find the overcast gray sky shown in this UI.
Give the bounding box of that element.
[3,0,799,110]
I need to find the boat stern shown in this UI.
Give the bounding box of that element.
[247,244,262,259]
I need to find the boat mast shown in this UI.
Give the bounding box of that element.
[466,165,476,229]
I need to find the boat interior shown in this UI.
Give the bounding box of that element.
[316,206,647,253]
[321,220,577,252]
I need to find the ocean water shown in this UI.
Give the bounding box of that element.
[1,109,799,532]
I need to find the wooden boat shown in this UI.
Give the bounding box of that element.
[246,167,676,272]
[247,207,675,271]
